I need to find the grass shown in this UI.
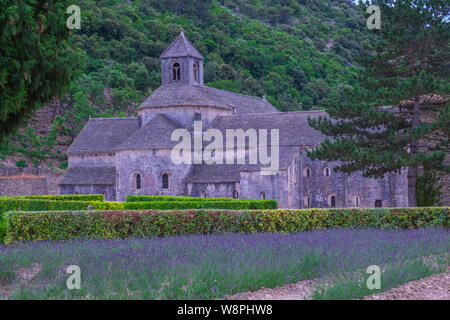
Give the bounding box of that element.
[0,227,448,300]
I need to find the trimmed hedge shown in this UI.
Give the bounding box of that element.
[5,207,449,242]
[0,195,104,201]
[126,195,236,202]
[124,200,277,210]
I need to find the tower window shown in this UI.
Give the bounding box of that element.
[324,167,331,177]
[193,62,199,83]
[162,173,169,189]
[172,62,181,81]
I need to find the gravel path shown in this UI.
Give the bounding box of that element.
[226,269,450,300]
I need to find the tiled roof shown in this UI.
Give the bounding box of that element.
[138,84,279,115]
[160,31,204,60]
[60,166,116,185]
[66,118,139,155]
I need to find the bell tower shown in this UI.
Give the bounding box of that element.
[160,31,204,86]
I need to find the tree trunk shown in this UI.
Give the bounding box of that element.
[408,97,421,207]
[407,165,417,207]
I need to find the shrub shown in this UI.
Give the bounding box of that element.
[0,215,6,244]
[124,200,278,210]
[0,198,124,217]
[126,195,236,202]
[5,207,449,242]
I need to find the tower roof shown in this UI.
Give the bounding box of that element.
[160,31,204,60]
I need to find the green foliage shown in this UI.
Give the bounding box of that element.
[124,200,277,210]
[5,207,449,242]
[0,215,6,244]
[15,160,27,168]
[307,1,449,206]
[417,169,444,206]
[0,0,84,141]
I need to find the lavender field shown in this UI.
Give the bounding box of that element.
[0,228,449,300]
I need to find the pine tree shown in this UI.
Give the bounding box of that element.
[0,0,84,141]
[307,0,449,207]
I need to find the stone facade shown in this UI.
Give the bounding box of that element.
[60,32,410,208]
[0,167,64,196]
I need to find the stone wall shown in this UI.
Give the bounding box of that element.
[0,167,64,196]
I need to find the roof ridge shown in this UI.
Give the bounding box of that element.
[90,117,137,121]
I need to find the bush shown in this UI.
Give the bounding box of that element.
[5,207,449,242]
[1,195,105,201]
[126,195,236,202]
[124,200,278,210]
[0,198,124,218]
[0,215,6,244]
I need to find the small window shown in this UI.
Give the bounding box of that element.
[354,196,360,207]
[304,195,310,207]
[260,192,265,199]
[195,112,201,121]
[233,190,239,199]
[172,62,181,81]
[303,167,311,177]
[324,167,331,177]
[193,62,199,83]
[162,173,169,189]
[133,173,141,190]
[375,200,382,208]
[201,191,207,198]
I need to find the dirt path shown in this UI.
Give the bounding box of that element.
[226,269,450,300]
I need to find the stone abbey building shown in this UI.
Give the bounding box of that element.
[60,32,408,208]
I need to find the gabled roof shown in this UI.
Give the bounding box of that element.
[60,166,116,185]
[66,118,139,155]
[138,84,279,114]
[160,31,204,60]
[115,114,182,150]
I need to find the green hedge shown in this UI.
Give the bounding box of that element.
[124,200,277,210]
[5,207,449,242]
[126,195,236,202]
[0,195,104,201]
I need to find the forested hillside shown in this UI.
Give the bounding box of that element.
[0,0,374,170]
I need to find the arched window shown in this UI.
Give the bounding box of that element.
[330,195,336,207]
[304,195,310,207]
[172,62,181,81]
[133,173,141,190]
[201,191,207,198]
[162,173,169,189]
[193,62,199,83]
[303,167,311,177]
[233,190,239,199]
[260,192,266,199]
[323,167,331,177]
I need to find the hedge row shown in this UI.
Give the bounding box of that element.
[126,195,236,202]
[0,198,277,218]
[0,195,104,201]
[5,207,449,242]
[124,200,277,210]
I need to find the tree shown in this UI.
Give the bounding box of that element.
[0,0,84,142]
[307,0,449,207]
